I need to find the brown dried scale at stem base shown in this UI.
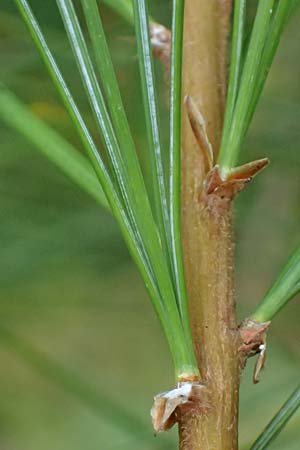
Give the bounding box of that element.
[239,318,271,383]
[199,158,269,210]
[151,383,205,433]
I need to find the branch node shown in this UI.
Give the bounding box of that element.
[239,318,271,384]
[151,382,206,433]
[199,158,269,208]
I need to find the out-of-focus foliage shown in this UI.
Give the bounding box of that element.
[0,1,299,449]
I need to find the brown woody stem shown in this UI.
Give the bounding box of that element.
[180,174,240,450]
[179,1,241,449]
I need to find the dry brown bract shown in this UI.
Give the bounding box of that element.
[151,383,205,433]
[239,318,271,383]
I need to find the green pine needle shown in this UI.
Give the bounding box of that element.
[13,0,199,378]
[250,385,300,450]
[132,0,171,265]
[219,0,274,173]
[13,1,165,333]
[245,0,299,132]
[169,0,192,344]
[218,0,295,174]
[56,0,197,375]
[251,246,300,323]
[219,0,246,155]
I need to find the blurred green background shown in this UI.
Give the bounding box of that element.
[0,2,299,449]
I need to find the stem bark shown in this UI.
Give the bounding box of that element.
[180,1,241,449]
